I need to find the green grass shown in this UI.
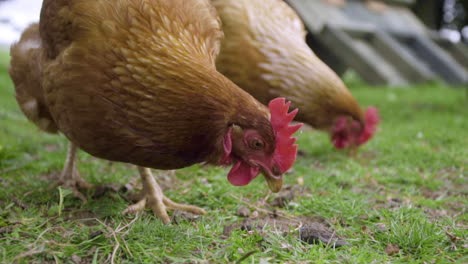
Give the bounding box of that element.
[0,51,467,263]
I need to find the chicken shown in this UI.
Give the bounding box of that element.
[212,0,379,151]
[9,0,301,223]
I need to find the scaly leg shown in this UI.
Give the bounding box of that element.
[57,142,93,202]
[123,167,206,224]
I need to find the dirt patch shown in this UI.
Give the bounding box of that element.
[223,212,348,247]
[223,184,350,247]
[299,222,349,248]
[223,214,322,237]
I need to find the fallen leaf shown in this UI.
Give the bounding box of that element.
[385,244,400,256]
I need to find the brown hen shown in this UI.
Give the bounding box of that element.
[9,0,301,223]
[212,0,379,152]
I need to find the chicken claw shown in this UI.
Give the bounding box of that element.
[56,142,93,202]
[123,167,206,224]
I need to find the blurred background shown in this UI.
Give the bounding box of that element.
[0,0,467,86]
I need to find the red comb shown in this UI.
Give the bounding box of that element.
[359,107,380,145]
[269,98,302,173]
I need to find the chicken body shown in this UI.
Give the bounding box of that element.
[212,0,379,150]
[10,0,301,223]
[40,0,267,168]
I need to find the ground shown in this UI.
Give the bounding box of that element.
[0,50,466,263]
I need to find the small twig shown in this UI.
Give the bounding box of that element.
[94,215,139,263]
[111,235,120,264]
[115,216,139,257]
[116,215,140,233]
[325,230,337,248]
[13,225,70,262]
[13,244,46,261]
[13,226,55,263]
[33,226,57,245]
[94,219,120,264]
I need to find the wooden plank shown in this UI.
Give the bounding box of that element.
[342,1,427,36]
[320,25,408,85]
[371,32,435,83]
[286,0,372,33]
[287,0,468,86]
[353,38,408,85]
[398,36,468,85]
[319,26,436,83]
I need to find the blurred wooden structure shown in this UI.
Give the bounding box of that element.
[287,0,468,86]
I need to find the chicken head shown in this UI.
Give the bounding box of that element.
[221,98,302,193]
[331,107,380,149]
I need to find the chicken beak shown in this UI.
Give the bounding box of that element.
[261,165,283,193]
[265,176,283,193]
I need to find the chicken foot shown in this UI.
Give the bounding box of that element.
[56,142,93,202]
[123,167,206,224]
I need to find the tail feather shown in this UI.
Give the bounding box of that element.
[9,23,58,133]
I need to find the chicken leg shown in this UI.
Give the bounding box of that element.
[57,142,93,201]
[123,167,206,224]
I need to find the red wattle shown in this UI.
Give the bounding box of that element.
[227,161,260,186]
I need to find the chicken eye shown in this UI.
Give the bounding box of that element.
[250,139,265,150]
